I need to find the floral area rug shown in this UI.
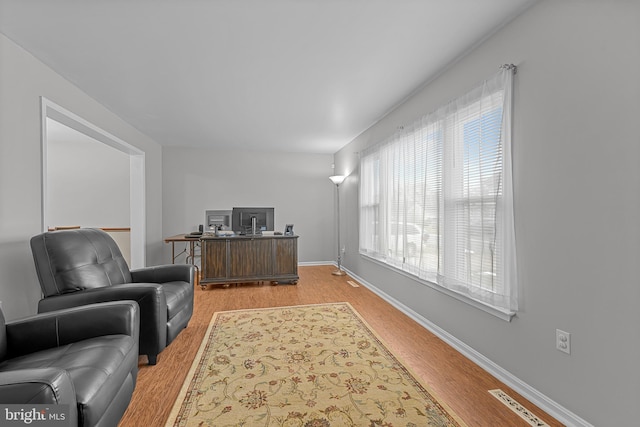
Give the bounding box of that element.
[166,302,467,427]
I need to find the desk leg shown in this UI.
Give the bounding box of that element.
[170,241,189,264]
[185,241,194,264]
[167,239,201,287]
[185,240,201,289]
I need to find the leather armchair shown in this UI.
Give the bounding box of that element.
[30,228,194,365]
[0,301,139,427]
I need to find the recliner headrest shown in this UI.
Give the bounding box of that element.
[30,228,132,297]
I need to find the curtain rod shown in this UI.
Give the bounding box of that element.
[500,63,517,74]
[386,64,516,138]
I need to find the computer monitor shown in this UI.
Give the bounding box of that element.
[205,210,232,231]
[232,207,274,234]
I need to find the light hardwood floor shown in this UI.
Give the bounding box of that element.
[119,265,562,427]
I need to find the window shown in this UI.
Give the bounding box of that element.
[359,68,517,314]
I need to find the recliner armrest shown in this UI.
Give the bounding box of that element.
[6,301,139,358]
[0,368,79,424]
[131,264,195,284]
[37,283,165,315]
[0,369,78,416]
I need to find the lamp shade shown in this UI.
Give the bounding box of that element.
[329,175,346,185]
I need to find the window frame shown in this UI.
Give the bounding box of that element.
[358,69,517,320]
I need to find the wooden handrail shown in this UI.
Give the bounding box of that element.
[47,226,131,232]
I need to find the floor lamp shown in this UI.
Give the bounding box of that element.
[329,175,347,276]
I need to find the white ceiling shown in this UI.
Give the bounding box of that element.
[0,0,536,154]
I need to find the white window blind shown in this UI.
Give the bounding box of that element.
[359,68,517,313]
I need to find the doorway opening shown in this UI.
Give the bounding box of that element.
[40,97,146,268]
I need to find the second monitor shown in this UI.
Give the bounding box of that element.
[232,207,274,234]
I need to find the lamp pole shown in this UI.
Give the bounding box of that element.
[329,175,347,276]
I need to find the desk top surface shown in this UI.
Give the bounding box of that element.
[164,233,297,242]
[164,234,200,242]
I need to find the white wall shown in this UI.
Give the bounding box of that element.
[162,147,335,264]
[46,118,130,228]
[334,1,640,425]
[0,33,165,320]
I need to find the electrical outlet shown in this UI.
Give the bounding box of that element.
[556,329,571,355]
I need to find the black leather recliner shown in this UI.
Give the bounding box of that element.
[0,301,139,427]
[30,228,195,365]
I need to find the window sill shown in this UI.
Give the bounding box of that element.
[361,254,516,322]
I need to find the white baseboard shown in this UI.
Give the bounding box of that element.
[340,266,593,427]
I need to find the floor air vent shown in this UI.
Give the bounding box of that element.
[488,389,550,427]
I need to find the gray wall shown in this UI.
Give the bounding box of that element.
[162,147,335,264]
[0,33,165,321]
[334,1,640,426]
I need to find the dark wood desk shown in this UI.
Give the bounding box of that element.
[200,234,298,289]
